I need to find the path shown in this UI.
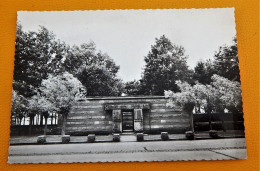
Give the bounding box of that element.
[8,138,247,163]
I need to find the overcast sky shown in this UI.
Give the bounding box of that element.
[18,8,236,82]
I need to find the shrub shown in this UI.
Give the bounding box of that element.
[161,132,169,141]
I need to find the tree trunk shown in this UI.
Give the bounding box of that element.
[209,111,212,130]
[18,117,23,135]
[38,114,40,125]
[61,114,67,136]
[36,114,39,125]
[197,104,201,113]
[19,117,22,125]
[54,113,57,125]
[189,111,194,132]
[149,112,151,132]
[51,113,53,125]
[220,110,226,132]
[232,109,238,130]
[29,117,33,135]
[40,114,43,126]
[44,116,48,135]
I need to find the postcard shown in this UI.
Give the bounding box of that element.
[8,8,246,163]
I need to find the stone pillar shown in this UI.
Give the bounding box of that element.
[134,109,143,132]
[112,109,122,133]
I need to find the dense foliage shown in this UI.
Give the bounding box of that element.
[165,74,242,131]
[193,38,240,84]
[13,25,58,97]
[11,90,27,125]
[38,72,87,135]
[11,25,123,133]
[124,35,194,96]
[193,60,215,85]
[123,80,142,96]
[140,35,193,95]
[11,24,242,135]
[39,72,87,112]
[165,74,242,114]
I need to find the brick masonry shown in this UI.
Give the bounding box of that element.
[65,96,190,135]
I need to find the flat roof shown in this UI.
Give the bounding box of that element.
[79,96,167,101]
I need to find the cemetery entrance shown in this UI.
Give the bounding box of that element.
[65,96,191,135]
[122,110,134,132]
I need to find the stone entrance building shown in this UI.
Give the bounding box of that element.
[65,96,191,135]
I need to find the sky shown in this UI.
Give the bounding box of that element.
[18,8,236,82]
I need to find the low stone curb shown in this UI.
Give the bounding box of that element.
[9,134,245,146]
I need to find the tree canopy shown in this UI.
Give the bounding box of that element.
[37,72,87,135]
[11,25,126,128]
[193,37,240,84]
[165,74,242,114]
[211,74,242,112]
[13,25,123,99]
[39,72,87,114]
[11,90,27,124]
[63,43,123,96]
[11,24,243,134]
[13,24,63,98]
[193,60,215,85]
[139,35,193,95]
[214,38,240,82]
[123,80,142,96]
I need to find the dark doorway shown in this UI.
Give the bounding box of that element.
[122,110,134,132]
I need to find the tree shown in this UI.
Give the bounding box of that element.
[141,35,193,95]
[165,81,220,131]
[214,37,240,82]
[211,74,242,130]
[63,42,123,96]
[193,60,216,84]
[211,74,242,112]
[12,25,69,134]
[165,74,242,131]
[11,90,27,126]
[193,74,242,114]
[13,24,65,98]
[193,37,240,85]
[78,64,124,96]
[13,24,123,98]
[193,83,219,130]
[165,82,197,132]
[62,42,96,76]
[123,80,142,96]
[28,93,55,135]
[39,72,86,135]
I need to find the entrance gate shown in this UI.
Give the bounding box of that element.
[104,103,150,133]
[122,111,134,132]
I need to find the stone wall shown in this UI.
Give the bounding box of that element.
[10,125,61,136]
[193,112,245,131]
[65,96,190,135]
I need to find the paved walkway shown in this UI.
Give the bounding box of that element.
[8,138,247,163]
[9,130,245,145]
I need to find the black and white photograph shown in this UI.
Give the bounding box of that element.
[8,8,246,163]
